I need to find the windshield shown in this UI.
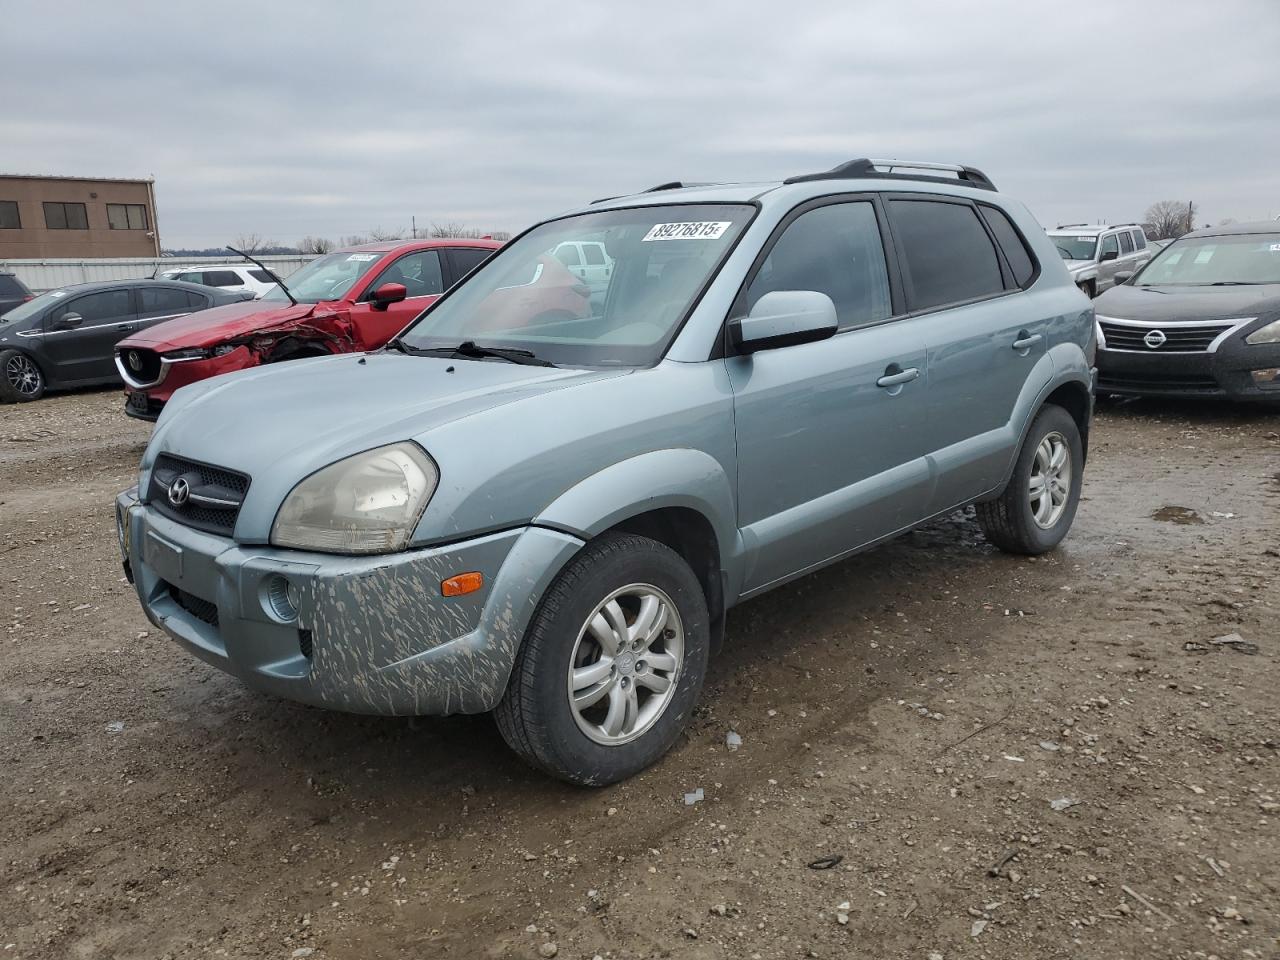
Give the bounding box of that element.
[261,251,384,304]
[0,288,67,325]
[1048,234,1097,261]
[398,203,754,367]
[1136,233,1280,286]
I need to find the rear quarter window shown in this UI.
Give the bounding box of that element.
[978,204,1038,288]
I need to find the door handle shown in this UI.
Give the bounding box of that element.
[1012,333,1042,351]
[876,367,920,388]
[116,323,135,331]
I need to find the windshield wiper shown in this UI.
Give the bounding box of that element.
[1203,281,1259,286]
[227,245,296,305]
[388,339,555,366]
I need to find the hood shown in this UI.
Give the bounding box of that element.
[118,300,339,350]
[1093,282,1280,323]
[1063,259,1093,275]
[145,352,626,533]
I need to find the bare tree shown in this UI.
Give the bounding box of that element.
[366,225,406,241]
[429,221,485,239]
[340,233,369,247]
[1144,201,1193,240]
[297,235,334,255]
[490,230,512,242]
[232,232,273,254]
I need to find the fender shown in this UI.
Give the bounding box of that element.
[993,342,1093,492]
[533,446,741,571]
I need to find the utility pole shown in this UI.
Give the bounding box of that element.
[412,216,417,239]
[1186,201,1196,235]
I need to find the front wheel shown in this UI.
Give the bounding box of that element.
[494,532,710,786]
[0,349,45,402]
[976,404,1083,555]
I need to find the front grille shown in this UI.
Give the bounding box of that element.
[121,347,163,384]
[167,583,219,627]
[1097,371,1220,394]
[148,454,250,536]
[1099,320,1234,353]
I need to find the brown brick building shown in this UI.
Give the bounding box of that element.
[0,174,161,258]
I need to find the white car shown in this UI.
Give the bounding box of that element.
[157,264,280,299]
[1044,224,1152,298]
[552,240,613,300]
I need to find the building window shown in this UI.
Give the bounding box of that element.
[107,203,149,230]
[43,201,89,230]
[0,201,20,229]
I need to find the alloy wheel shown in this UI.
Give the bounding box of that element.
[4,353,42,398]
[1028,430,1071,529]
[567,583,684,746]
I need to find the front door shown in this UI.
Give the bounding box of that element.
[728,197,932,595]
[42,287,138,382]
[348,249,446,348]
[1097,232,1122,291]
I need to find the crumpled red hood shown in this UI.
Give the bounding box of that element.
[117,300,344,350]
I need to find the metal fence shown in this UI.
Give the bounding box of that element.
[0,255,318,293]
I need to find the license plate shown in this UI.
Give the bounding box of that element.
[145,531,183,582]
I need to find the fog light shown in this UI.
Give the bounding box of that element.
[266,575,299,621]
[1251,368,1280,388]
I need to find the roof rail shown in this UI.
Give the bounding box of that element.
[1055,223,1090,229]
[783,158,996,191]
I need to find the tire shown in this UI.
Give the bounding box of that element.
[1077,280,1096,299]
[494,532,710,786]
[976,404,1083,555]
[0,349,46,403]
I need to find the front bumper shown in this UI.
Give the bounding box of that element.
[1096,337,1280,402]
[116,490,584,715]
[120,346,259,417]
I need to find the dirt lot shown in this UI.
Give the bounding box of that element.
[1,388,1277,960]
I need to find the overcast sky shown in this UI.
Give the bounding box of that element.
[6,1,1278,248]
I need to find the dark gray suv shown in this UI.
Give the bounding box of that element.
[0,279,245,402]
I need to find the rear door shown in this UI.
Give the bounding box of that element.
[885,196,1049,511]
[136,285,196,334]
[728,196,932,595]
[42,287,139,382]
[348,249,446,347]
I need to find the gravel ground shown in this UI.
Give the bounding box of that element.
[1,387,1277,960]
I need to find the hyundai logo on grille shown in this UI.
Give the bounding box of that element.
[127,350,143,371]
[1144,329,1167,349]
[168,476,191,507]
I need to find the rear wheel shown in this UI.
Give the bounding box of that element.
[0,349,45,402]
[494,532,709,786]
[976,404,1083,555]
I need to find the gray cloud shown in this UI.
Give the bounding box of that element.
[6,0,1278,247]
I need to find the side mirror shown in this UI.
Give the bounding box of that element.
[729,290,838,354]
[1113,270,1135,285]
[371,282,407,310]
[1100,249,1119,262]
[53,312,84,330]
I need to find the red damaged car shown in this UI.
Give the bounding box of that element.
[114,239,527,420]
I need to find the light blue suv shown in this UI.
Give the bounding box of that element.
[116,159,1095,784]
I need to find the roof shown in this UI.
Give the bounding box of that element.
[338,238,504,254]
[1184,220,1280,239]
[0,173,155,184]
[38,278,218,294]
[1047,224,1142,236]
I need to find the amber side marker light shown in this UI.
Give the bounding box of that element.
[441,572,484,597]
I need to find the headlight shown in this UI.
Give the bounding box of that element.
[1246,319,1280,345]
[271,443,438,554]
[162,344,237,361]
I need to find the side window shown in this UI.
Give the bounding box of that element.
[176,271,204,285]
[54,289,133,325]
[1100,234,1119,259]
[1119,232,1134,255]
[888,199,1004,310]
[186,290,211,310]
[248,269,276,283]
[139,287,191,316]
[205,270,244,287]
[1132,230,1146,250]
[369,250,443,298]
[746,201,892,330]
[583,244,606,266]
[978,204,1037,288]
[554,244,582,267]
[450,247,495,278]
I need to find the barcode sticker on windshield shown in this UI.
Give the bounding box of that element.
[642,221,732,242]
[347,253,378,261]
[1270,243,1280,252]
